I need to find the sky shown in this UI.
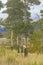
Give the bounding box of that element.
[0,0,43,21]
[1,0,7,4]
[30,0,43,21]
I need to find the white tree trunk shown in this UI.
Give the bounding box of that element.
[17,36,19,45]
[17,36,21,53]
[11,30,13,47]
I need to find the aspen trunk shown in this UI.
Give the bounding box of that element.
[24,37,28,56]
[11,30,13,50]
[17,36,20,53]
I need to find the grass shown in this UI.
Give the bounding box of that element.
[0,47,43,65]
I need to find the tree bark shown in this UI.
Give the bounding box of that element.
[24,37,28,56]
[17,36,21,53]
[11,30,13,50]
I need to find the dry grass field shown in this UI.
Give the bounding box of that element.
[0,47,43,65]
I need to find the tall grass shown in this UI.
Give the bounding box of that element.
[0,47,43,65]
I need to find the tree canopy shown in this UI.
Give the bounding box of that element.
[0,1,4,10]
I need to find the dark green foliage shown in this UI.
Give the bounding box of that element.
[40,10,43,18]
[0,33,3,38]
[27,0,40,4]
[0,1,4,9]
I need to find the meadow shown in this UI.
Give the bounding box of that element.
[0,46,43,65]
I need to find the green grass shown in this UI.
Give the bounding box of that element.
[0,47,43,65]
